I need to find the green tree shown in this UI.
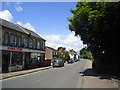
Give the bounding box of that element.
[64,51,70,61]
[80,48,93,60]
[57,47,66,51]
[68,2,120,75]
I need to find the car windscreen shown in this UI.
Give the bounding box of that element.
[53,60,60,63]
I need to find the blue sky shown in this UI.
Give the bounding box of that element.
[1,2,84,52]
[2,2,76,35]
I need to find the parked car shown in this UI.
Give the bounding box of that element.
[52,59,64,67]
[76,58,81,62]
[68,59,74,63]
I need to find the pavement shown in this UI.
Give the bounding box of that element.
[0,66,52,80]
[82,60,119,88]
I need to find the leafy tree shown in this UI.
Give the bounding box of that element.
[58,51,70,62]
[80,48,93,59]
[64,51,70,61]
[68,2,120,75]
[57,47,66,51]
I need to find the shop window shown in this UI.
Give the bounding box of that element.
[30,53,38,64]
[23,38,28,47]
[10,34,17,45]
[3,32,9,44]
[11,52,22,65]
[29,39,33,48]
[39,53,44,63]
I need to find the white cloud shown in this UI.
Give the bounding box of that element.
[17,22,36,32]
[0,10,13,22]
[15,6,23,12]
[15,2,23,12]
[42,32,84,52]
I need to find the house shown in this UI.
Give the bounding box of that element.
[45,46,60,61]
[0,18,46,73]
[69,50,78,60]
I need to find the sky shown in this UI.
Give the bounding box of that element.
[1,2,85,52]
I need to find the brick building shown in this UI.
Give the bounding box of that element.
[45,46,60,60]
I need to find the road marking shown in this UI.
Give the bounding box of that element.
[2,70,43,81]
[32,74,53,84]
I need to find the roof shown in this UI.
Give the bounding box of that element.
[16,24,45,41]
[0,18,45,41]
[0,18,25,33]
[46,46,58,52]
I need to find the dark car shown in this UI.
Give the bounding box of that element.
[52,59,64,67]
[68,59,75,63]
[76,58,81,62]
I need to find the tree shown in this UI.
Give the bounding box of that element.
[64,51,70,61]
[68,2,120,75]
[80,48,93,59]
[57,47,66,51]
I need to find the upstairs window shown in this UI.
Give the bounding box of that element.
[37,41,40,49]
[18,36,22,46]
[40,41,45,50]
[23,38,28,48]
[10,34,17,45]
[3,32,9,44]
[33,40,37,49]
[29,39,33,48]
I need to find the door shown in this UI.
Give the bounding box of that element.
[2,55,9,73]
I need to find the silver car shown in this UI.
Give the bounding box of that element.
[52,59,64,67]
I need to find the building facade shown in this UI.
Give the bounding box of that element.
[69,50,78,60]
[45,46,60,60]
[0,18,46,73]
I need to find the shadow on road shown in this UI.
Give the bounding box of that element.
[79,68,120,81]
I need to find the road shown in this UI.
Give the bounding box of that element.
[2,59,88,88]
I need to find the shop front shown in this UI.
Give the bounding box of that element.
[2,51,24,72]
[2,45,45,72]
[2,45,27,73]
[27,52,45,68]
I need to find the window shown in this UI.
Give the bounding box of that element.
[40,41,43,50]
[29,39,33,48]
[18,36,22,46]
[10,34,17,45]
[30,53,38,64]
[37,41,40,49]
[12,52,22,65]
[33,40,36,49]
[40,41,45,50]
[43,42,45,50]
[3,32,9,44]
[23,38,28,47]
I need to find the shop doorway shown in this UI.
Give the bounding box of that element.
[2,55,9,73]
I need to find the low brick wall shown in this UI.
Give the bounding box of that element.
[44,59,51,66]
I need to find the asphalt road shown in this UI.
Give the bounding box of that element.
[2,59,88,88]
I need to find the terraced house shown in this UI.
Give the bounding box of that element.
[0,18,46,73]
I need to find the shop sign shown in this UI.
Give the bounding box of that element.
[7,47,23,51]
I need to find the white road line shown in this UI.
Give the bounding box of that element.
[2,70,43,81]
[31,74,53,84]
